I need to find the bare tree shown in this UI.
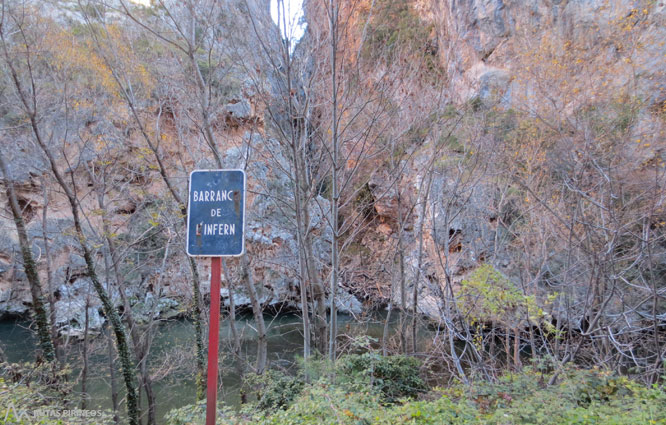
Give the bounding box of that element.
[0,5,139,423]
[0,152,55,362]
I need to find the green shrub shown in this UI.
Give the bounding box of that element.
[260,383,381,425]
[458,264,552,332]
[0,362,115,425]
[164,400,238,425]
[482,368,666,424]
[361,0,440,77]
[244,369,305,411]
[166,360,666,425]
[337,353,426,403]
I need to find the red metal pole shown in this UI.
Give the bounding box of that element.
[206,257,222,425]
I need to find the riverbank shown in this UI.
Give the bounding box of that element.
[3,349,664,425]
[0,312,429,423]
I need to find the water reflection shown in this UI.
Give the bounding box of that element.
[0,312,429,423]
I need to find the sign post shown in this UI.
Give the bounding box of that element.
[206,256,222,425]
[186,170,245,425]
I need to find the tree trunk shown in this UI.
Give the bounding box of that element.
[305,232,328,354]
[102,257,120,425]
[140,349,157,425]
[183,31,268,374]
[398,194,407,354]
[40,178,61,362]
[187,257,206,400]
[513,327,522,369]
[222,259,245,402]
[0,153,55,362]
[82,31,207,399]
[411,173,431,355]
[107,327,120,425]
[81,293,90,410]
[291,124,312,364]
[240,255,267,374]
[328,0,340,364]
[505,328,511,369]
[382,301,393,357]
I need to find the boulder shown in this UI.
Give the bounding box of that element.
[54,297,105,338]
[333,288,363,316]
[478,68,511,106]
[225,100,252,120]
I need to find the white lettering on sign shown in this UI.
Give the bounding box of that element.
[192,190,234,202]
[186,169,245,257]
[202,223,236,236]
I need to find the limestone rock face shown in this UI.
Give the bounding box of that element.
[3,0,662,332]
[0,0,328,331]
[429,0,666,104]
[54,278,104,337]
[225,100,253,121]
[214,133,362,314]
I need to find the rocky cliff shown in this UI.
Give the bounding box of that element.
[1,0,664,341]
[0,0,362,337]
[301,0,665,328]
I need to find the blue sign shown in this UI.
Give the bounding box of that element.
[186,170,245,257]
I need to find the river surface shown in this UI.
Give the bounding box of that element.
[0,312,429,423]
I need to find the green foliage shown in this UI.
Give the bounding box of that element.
[354,183,377,221]
[167,365,666,424]
[164,400,235,425]
[405,123,430,145]
[458,264,551,330]
[0,362,115,425]
[362,0,439,74]
[337,353,426,403]
[480,367,666,425]
[485,107,517,139]
[346,241,372,259]
[467,96,483,112]
[259,383,382,425]
[244,370,305,412]
[578,98,641,138]
[296,353,336,383]
[440,135,464,153]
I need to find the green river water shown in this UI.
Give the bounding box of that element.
[0,313,425,423]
